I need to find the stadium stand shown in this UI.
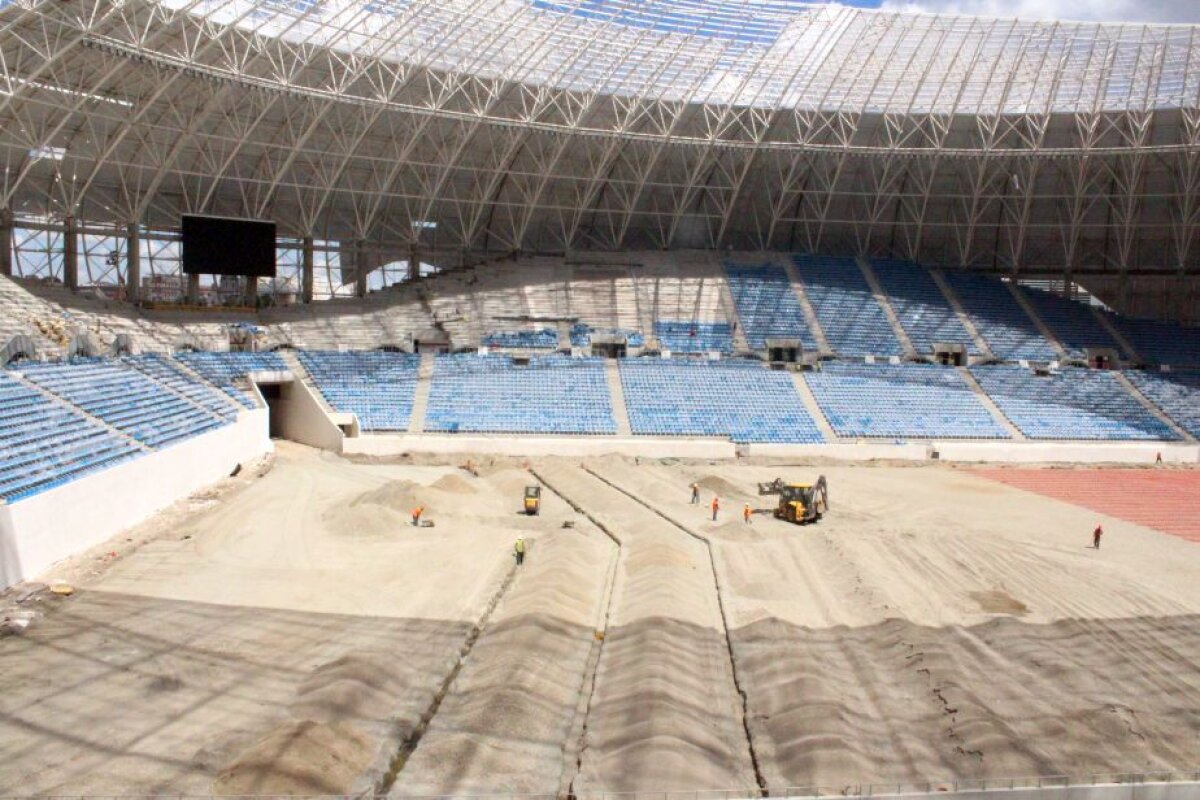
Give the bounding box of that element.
[425,355,617,434]
[123,354,240,421]
[804,362,1009,439]
[17,359,230,449]
[940,272,1058,361]
[298,350,421,431]
[1107,316,1200,367]
[1019,287,1122,359]
[653,321,734,353]
[0,371,145,502]
[483,328,559,350]
[791,255,902,356]
[971,365,1178,440]
[619,358,824,443]
[174,351,288,407]
[570,323,646,348]
[870,259,977,355]
[723,262,817,350]
[1124,370,1200,438]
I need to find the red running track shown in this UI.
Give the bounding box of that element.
[973,469,1200,544]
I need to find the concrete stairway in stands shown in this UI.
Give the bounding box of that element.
[956,366,1026,440]
[782,260,833,356]
[1092,307,1142,363]
[930,270,996,359]
[1114,371,1196,442]
[407,353,435,433]
[605,359,633,436]
[858,258,918,358]
[1007,283,1069,361]
[7,370,152,453]
[791,371,837,442]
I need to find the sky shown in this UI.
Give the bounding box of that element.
[868,0,1200,24]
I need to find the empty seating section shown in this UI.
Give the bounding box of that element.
[1020,288,1120,359]
[620,359,824,443]
[805,363,1009,439]
[298,350,420,431]
[174,351,288,407]
[483,328,558,350]
[941,272,1058,361]
[1109,316,1200,367]
[654,321,734,353]
[792,255,902,356]
[1125,370,1200,438]
[0,372,143,501]
[971,366,1177,440]
[425,355,616,434]
[870,259,976,354]
[124,354,239,421]
[18,359,229,449]
[570,323,645,348]
[723,263,816,350]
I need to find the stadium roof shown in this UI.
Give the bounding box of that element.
[0,0,1198,314]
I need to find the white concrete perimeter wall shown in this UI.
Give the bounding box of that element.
[749,443,933,461]
[0,409,271,590]
[343,434,738,459]
[823,782,1200,800]
[934,442,1200,465]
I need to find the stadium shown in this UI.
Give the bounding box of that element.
[1,0,1199,796]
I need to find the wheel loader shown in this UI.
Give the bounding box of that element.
[757,476,828,524]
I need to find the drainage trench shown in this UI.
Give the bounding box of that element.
[373,559,519,795]
[582,465,770,797]
[529,466,623,799]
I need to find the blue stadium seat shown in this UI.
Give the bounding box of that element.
[426,354,617,434]
[870,259,976,354]
[1124,370,1200,438]
[123,353,240,421]
[174,351,288,407]
[0,371,144,502]
[941,272,1058,361]
[299,350,421,431]
[620,358,824,443]
[805,362,1008,439]
[483,328,559,349]
[18,359,231,449]
[1108,316,1200,367]
[654,321,734,354]
[724,262,817,350]
[971,365,1178,440]
[1019,287,1121,359]
[792,254,902,356]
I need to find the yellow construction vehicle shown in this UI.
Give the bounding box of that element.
[523,486,542,515]
[757,476,829,524]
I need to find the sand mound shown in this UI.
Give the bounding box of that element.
[322,505,408,538]
[293,651,405,721]
[431,474,477,494]
[697,475,746,498]
[353,480,434,514]
[212,720,375,795]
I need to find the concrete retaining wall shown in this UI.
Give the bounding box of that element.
[276,378,346,451]
[749,442,933,461]
[0,409,271,590]
[933,442,1200,465]
[342,434,738,459]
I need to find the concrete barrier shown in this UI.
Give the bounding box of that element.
[342,434,738,459]
[0,408,271,590]
[933,441,1200,465]
[749,442,932,461]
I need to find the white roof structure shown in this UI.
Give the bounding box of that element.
[0,0,1198,315]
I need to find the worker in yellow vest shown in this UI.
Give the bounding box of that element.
[514,537,526,566]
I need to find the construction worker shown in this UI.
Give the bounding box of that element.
[1156,451,1164,465]
[744,503,752,524]
[690,483,700,504]
[514,537,526,566]
[711,496,720,522]
[411,506,424,527]
[1093,524,1103,550]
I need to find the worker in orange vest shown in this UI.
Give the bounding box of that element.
[711,496,720,522]
[412,506,424,527]
[744,503,752,524]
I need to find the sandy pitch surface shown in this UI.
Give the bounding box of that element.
[1,448,1199,795]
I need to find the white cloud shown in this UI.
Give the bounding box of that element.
[877,0,1200,24]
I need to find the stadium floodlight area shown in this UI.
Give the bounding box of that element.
[299,350,421,431]
[0,371,144,502]
[870,259,977,355]
[724,263,818,351]
[620,358,824,443]
[805,362,1009,440]
[425,355,617,434]
[792,255,902,357]
[971,366,1179,441]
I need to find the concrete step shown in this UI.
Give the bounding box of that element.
[1114,371,1196,443]
[930,270,995,360]
[858,257,917,358]
[783,260,834,356]
[407,352,435,434]
[957,366,1026,440]
[1092,306,1141,364]
[791,370,838,442]
[604,359,633,436]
